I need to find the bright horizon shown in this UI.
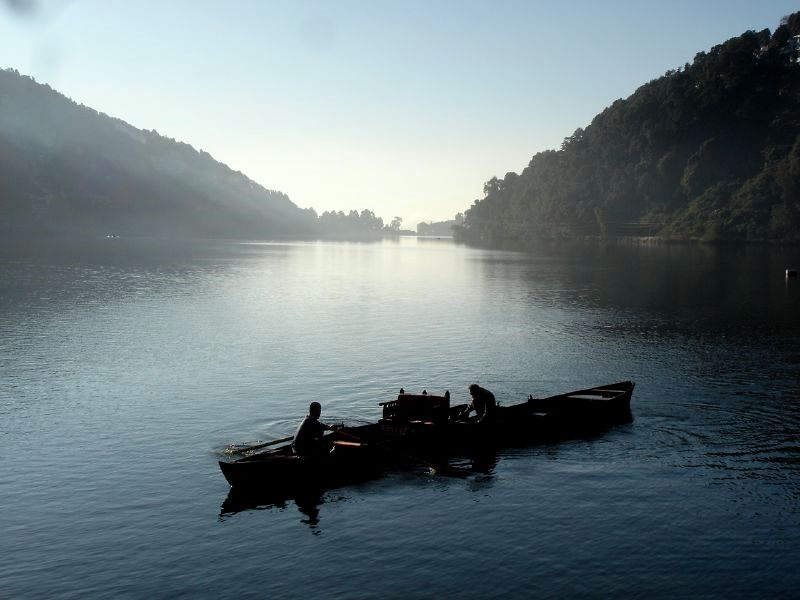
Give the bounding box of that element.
[2,0,797,227]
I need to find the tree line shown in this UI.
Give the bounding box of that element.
[455,13,800,245]
[0,68,402,240]
[417,213,463,236]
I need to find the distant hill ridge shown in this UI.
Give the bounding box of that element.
[455,13,800,244]
[0,69,391,239]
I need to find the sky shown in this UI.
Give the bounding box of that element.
[2,0,799,227]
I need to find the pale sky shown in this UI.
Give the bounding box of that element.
[2,1,797,226]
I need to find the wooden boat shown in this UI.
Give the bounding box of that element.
[218,423,395,490]
[381,381,635,446]
[218,381,634,490]
[501,380,635,436]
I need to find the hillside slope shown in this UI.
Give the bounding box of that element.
[456,14,800,244]
[0,69,317,239]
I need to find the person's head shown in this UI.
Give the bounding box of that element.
[309,401,321,418]
[469,384,480,396]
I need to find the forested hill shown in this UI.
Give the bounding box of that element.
[456,13,800,245]
[0,68,320,239]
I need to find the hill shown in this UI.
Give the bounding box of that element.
[0,68,318,239]
[417,214,463,236]
[455,13,800,245]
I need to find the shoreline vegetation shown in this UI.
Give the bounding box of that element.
[3,13,800,248]
[454,13,800,247]
[458,233,800,249]
[0,68,408,242]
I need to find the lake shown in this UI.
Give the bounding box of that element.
[1,236,799,598]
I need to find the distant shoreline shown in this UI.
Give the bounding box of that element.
[454,234,800,250]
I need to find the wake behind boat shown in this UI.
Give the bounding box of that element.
[218,381,635,491]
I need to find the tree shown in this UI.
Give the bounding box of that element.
[457,12,800,244]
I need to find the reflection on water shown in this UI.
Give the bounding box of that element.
[220,487,327,533]
[219,446,503,529]
[2,237,800,598]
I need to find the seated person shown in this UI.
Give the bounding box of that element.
[292,401,331,456]
[455,384,496,424]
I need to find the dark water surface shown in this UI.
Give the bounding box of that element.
[1,237,799,598]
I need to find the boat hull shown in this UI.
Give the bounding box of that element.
[218,381,635,490]
[218,424,394,490]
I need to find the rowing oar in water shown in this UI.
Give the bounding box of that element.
[225,435,294,456]
[330,426,470,478]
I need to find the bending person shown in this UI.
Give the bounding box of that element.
[457,384,496,424]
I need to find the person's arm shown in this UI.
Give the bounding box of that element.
[316,420,332,437]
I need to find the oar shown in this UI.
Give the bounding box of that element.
[225,422,344,456]
[226,434,294,455]
[330,426,470,478]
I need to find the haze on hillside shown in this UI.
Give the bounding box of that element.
[2,2,799,241]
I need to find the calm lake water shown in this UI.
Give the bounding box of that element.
[1,236,799,599]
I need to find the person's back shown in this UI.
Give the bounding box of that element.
[292,402,328,456]
[470,384,496,424]
[454,384,497,424]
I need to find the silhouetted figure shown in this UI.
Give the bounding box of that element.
[456,384,496,424]
[292,401,330,456]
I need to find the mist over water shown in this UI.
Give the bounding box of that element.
[1,237,799,598]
